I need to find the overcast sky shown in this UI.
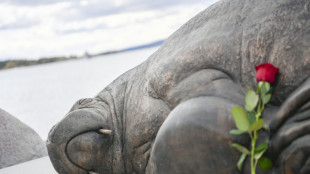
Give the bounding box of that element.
[0,0,219,60]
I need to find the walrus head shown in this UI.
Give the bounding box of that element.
[46,98,121,174]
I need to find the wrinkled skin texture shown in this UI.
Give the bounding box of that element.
[47,0,310,173]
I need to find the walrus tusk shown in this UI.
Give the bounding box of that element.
[98,129,112,135]
[89,171,99,174]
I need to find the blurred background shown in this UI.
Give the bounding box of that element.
[0,0,219,139]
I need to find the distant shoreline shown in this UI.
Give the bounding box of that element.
[0,40,164,70]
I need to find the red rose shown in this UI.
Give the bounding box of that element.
[255,63,279,84]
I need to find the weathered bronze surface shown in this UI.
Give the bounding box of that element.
[47,0,310,173]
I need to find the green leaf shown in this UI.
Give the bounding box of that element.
[246,111,256,124]
[255,142,268,153]
[254,149,266,160]
[262,94,271,105]
[260,82,271,100]
[245,90,259,111]
[255,142,268,160]
[230,129,246,135]
[232,107,250,131]
[232,143,250,154]
[260,84,266,99]
[237,153,247,171]
[264,82,271,93]
[258,157,273,170]
[249,119,264,132]
[258,81,264,90]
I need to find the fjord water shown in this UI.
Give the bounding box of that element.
[0,47,158,139]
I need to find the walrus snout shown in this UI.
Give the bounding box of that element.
[67,131,112,173]
[47,109,112,174]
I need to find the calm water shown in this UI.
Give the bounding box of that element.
[0,47,158,139]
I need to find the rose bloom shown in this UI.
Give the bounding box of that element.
[255,63,279,84]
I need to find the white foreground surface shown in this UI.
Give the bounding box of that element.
[0,47,158,139]
[0,156,57,174]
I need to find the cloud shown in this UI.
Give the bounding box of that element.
[0,19,38,30]
[0,2,72,30]
[0,0,219,60]
[1,0,70,6]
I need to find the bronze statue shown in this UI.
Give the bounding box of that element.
[47,0,310,173]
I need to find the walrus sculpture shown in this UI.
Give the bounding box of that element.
[47,0,310,173]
